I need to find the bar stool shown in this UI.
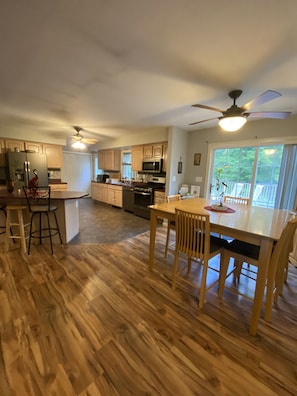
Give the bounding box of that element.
[5,205,29,253]
[23,186,62,254]
[0,204,7,235]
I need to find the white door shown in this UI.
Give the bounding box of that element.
[61,152,92,194]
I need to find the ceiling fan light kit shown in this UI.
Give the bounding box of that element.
[72,140,86,149]
[190,89,291,131]
[218,115,247,132]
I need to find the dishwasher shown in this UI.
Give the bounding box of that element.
[122,186,135,213]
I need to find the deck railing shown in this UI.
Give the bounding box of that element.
[211,181,277,208]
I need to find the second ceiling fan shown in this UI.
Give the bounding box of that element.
[190,90,291,131]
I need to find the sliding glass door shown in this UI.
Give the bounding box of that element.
[209,145,284,208]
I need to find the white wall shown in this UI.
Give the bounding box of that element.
[166,126,189,195]
[184,115,297,197]
[93,127,169,150]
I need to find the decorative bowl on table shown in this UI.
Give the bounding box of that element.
[211,204,228,211]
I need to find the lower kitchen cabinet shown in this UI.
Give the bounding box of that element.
[91,182,107,203]
[107,184,122,207]
[91,182,122,207]
[154,190,165,204]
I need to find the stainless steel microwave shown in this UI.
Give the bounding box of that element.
[142,158,163,173]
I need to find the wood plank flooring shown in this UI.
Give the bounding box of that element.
[0,199,297,395]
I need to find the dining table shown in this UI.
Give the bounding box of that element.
[149,197,291,336]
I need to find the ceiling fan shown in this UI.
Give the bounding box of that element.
[189,90,291,132]
[72,126,98,145]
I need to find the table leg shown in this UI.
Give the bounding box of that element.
[149,211,157,271]
[249,239,273,335]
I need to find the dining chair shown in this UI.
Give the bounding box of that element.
[23,186,63,254]
[218,214,297,322]
[272,215,297,308]
[164,194,181,257]
[172,208,226,309]
[223,196,250,206]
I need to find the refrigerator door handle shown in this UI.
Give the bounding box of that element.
[24,161,30,187]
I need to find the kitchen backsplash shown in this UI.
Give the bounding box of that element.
[48,169,61,179]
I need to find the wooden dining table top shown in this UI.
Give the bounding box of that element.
[149,197,291,242]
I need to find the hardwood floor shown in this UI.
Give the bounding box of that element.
[0,199,296,395]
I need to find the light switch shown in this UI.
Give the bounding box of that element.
[172,176,176,182]
[195,176,203,182]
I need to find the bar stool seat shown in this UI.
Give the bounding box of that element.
[5,205,29,253]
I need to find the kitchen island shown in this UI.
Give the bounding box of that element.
[0,190,89,244]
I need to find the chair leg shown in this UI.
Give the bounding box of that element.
[28,216,34,255]
[53,212,63,244]
[165,225,171,257]
[44,212,53,255]
[172,250,179,290]
[218,252,230,298]
[198,259,209,309]
[233,259,243,283]
[39,213,42,245]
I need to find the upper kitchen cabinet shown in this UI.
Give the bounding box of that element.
[143,144,163,159]
[25,141,43,153]
[5,139,25,152]
[131,145,143,171]
[98,149,121,171]
[43,144,63,168]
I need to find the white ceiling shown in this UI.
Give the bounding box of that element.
[1,0,297,143]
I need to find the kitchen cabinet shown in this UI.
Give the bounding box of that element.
[43,144,63,168]
[154,190,165,204]
[25,141,43,153]
[5,139,25,152]
[107,184,123,207]
[143,144,163,159]
[97,183,109,203]
[98,149,121,171]
[49,183,68,191]
[5,139,47,154]
[131,145,143,171]
[91,182,100,201]
[91,182,122,207]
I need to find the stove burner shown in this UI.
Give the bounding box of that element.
[134,186,153,193]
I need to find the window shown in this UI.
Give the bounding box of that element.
[209,144,284,208]
[122,151,132,180]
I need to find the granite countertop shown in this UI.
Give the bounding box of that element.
[49,180,68,184]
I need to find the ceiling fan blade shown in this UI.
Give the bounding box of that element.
[192,104,225,113]
[82,138,98,144]
[245,111,291,119]
[189,117,219,126]
[243,90,281,111]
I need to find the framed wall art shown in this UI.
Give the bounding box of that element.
[194,153,201,166]
[190,185,200,197]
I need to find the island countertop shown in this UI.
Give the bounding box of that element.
[0,190,89,200]
[0,190,89,244]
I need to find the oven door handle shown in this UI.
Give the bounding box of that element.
[134,191,151,196]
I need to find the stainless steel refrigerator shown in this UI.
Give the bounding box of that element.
[6,151,48,190]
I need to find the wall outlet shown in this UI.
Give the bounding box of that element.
[195,176,203,182]
[172,176,176,182]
